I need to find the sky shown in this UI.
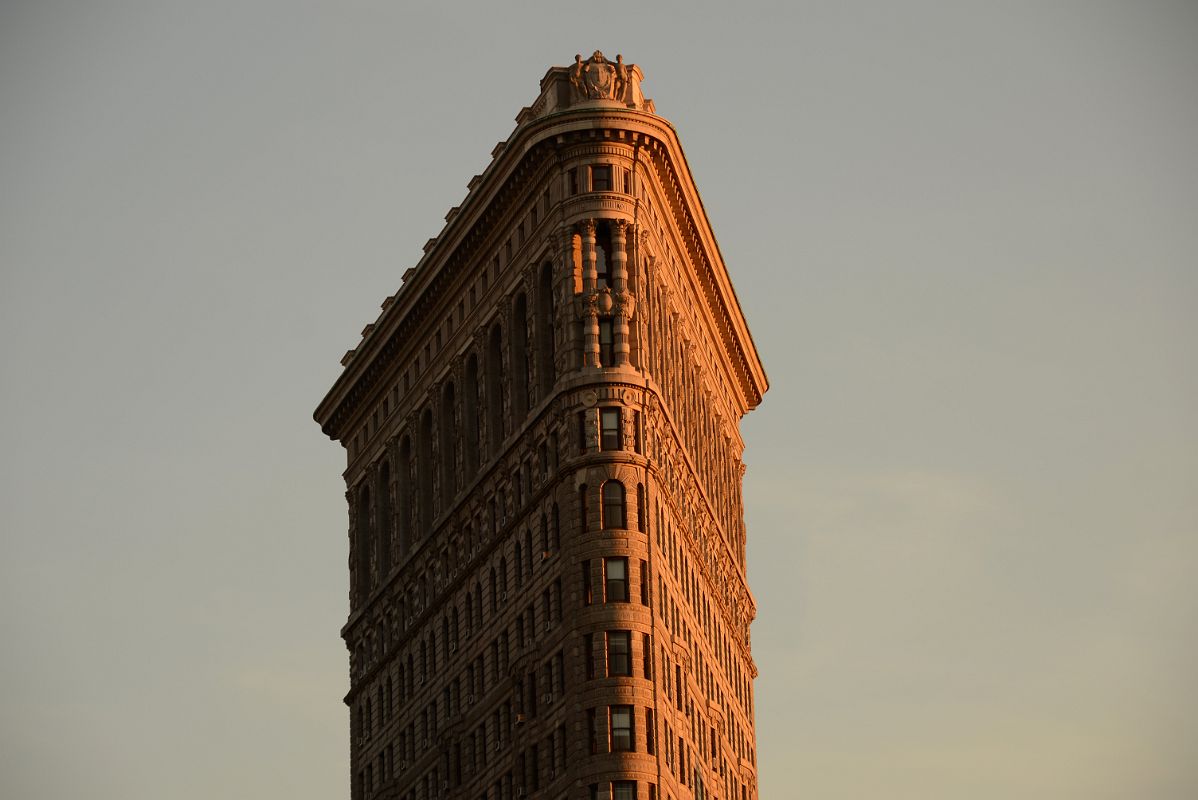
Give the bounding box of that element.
[1,2,1195,798]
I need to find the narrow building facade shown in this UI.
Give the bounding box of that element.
[314,53,768,800]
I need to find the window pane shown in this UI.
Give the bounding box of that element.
[592,165,612,192]
[608,631,631,676]
[613,781,636,800]
[602,481,625,529]
[605,558,628,602]
[600,408,620,450]
[610,706,633,751]
[599,318,614,366]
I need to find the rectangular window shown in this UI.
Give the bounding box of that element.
[623,170,632,194]
[675,664,683,710]
[607,630,631,676]
[640,559,649,605]
[582,560,592,606]
[578,411,588,453]
[634,410,643,453]
[587,708,599,754]
[585,633,595,679]
[598,318,614,366]
[591,165,612,192]
[612,782,637,800]
[596,225,612,288]
[636,484,646,532]
[600,408,621,450]
[610,705,634,751]
[646,708,656,754]
[643,633,653,679]
[604,557,629,602]
[569,168,579,196]
[579,483,589,532]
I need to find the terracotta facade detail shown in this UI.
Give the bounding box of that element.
[315,55,768,800]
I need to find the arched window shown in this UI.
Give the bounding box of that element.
[602,480,626,530]
[376,463,393,578]
[440,382,458,498]
[418,409,434,535]
[523,529,533,575]
[636,483,646,533]
[486,324,504,457]
[463,354,481,478]
[551,503,560,550]
[579,483,589,533]
[397,436,413,558]
[536,262,556,398]
[356,484,373,598]
[510,293,530,421]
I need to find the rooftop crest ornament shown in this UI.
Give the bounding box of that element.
[570,51,627,102]
[522,51,652,121]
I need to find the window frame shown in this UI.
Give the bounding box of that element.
[609,705,634,752]
[598,317,614,366]
[600,407,621,451]
[606,630,632,677]
[591,165,613,192]
[604,557,629,603]
[602,480,626,529]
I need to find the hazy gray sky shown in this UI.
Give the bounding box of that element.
[2,2,1195,798]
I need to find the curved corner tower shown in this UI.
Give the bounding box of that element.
[315,52,768,800]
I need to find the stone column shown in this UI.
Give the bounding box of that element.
[611,219,628,293]
[611,220,633,366]
[580,219,597,290]
[579,220,600,368]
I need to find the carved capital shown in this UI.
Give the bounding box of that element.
[614,291,636,319]
[575,292,599,319]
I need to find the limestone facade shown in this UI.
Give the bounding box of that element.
[314,53,768,800]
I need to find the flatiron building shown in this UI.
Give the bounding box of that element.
[314,52,768,800]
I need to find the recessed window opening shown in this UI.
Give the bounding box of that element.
[591,165,612,192]
[600,408,621,450]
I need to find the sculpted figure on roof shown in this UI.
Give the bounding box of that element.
[568,50,622,101]
[584,50,616,99]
